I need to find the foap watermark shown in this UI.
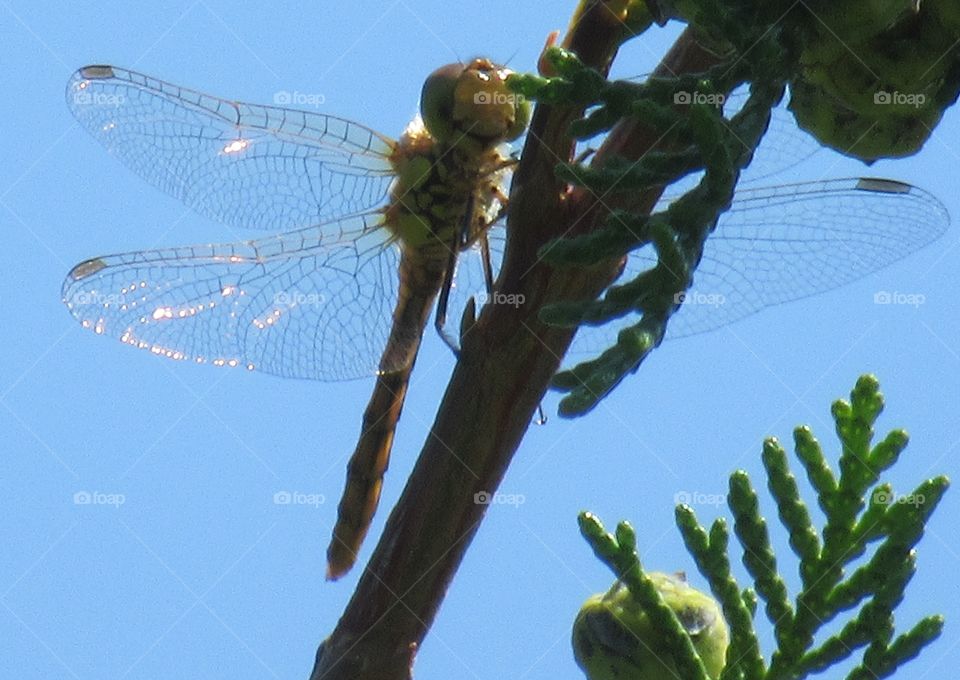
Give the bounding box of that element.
[874,290,925,307]
[74,490,126,507]
[674,490,726,507]
[273,90,326,108]
[72,90,126,107]
[673,90,726,107]
[874,90,927,109]
[273,490,326,507]
[872,488,926,508]
[475,291,525,308]
[274,291,327,306]
[674,290,726,307]
[473,490,526,506]
[473,90,525,106]
[68,290,127,307]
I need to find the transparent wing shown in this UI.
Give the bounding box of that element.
[569,178,950,354]
[723,84,823,186]
[62,212,403,381]
[66,65,397,233]
[443,225,507,332]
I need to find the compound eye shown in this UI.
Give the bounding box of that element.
[420,63,464,144]
[420,59,530,146]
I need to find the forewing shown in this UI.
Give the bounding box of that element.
[66,65,396,233]
[63,213,402,381]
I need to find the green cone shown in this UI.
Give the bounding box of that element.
[573,572,729,680]
[803,0,920,44]
[929,0,960,34]
[788,0,960,162]
[788,77,943,162]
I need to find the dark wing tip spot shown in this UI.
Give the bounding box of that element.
[69,258,108,281]
[78,65,116,79]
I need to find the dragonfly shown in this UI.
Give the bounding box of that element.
[62,64,949,579]
[63,60,530,580]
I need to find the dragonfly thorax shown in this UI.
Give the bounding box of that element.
[385,114,513,258]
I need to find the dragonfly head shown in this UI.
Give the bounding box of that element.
[420,58,531,150]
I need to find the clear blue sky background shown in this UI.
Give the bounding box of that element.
[2,1,959,678]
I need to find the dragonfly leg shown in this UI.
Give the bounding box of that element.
[434,172,512,353]
[434,245,462,356]
[573,146,596,164]
[480,233,495,295]
[434,194,476,356]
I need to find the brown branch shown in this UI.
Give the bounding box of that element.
[309,6,720,679]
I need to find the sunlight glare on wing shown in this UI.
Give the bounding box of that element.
[252,308,284,329]
[115,324,243,368]
[62,213,401,381]
[221,138,250,155]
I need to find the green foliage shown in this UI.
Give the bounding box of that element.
[513,43,787,415]
[575,376,947,680]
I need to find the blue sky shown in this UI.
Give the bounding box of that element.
[2,1,959,678]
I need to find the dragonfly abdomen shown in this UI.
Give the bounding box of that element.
[327,368,409,580]
[327,250,445,580]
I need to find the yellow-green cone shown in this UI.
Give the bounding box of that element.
[573,572,729,680]
[788,0,960,162]
[928,0,960,34]
[788,77,944,162]
[804,0,920,44]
